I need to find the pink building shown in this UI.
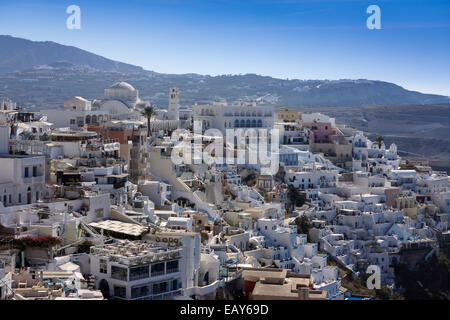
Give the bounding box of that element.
[302,122,343,144]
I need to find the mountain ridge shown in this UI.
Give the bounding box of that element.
[0,34,449,108]
[0,35,145,74]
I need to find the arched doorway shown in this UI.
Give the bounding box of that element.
[99,279,110,298]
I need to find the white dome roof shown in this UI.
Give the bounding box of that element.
[109,81,136,91]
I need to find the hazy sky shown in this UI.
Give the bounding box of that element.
[0,0,449,95]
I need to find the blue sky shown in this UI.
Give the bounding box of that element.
[0,0,449,95]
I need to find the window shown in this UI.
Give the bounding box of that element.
[129,265,150,281]
[171,279,180,291]
[166,260,179,273]
[111,266,127,281]
[114,285,126,298]
[151,262,165,276]
[99,259,107,274]
[18,194,21,203]
[131,285,150,299]
[24,167,29,178]
[33,166,37,177]
[152,281,168,295]
[70,119,76,125]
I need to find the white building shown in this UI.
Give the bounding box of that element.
[139,180,173,208]
[0,254,13,300]
[302,113,336,127]
[42,96,110,130]
[0,154,46,207]
[285,168,338,190]
[0,98,16,111]
[193,102,274,134]
[89,240,183,300]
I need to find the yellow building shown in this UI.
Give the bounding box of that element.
[395,195,417,217]
[275,109,302,123]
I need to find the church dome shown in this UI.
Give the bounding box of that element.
[109,81,136,91]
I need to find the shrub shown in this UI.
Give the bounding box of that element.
[14,235,62,249]
[77,240,93,253]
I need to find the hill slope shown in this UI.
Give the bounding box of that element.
[0,35,449,107]
[0,35,145,74]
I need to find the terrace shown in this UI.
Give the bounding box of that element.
[90,240,182,267]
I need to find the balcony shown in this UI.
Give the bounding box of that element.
[132,289,182,301]
[166,267,179,274]
[151,270,165,277]
[23,175,44,184]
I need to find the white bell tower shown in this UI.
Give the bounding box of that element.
[167,87,179,121]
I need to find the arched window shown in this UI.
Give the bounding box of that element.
[240,119,245,127]
[234,119,240,128]
[252,119,256,127]
[257,119,262,127]
[246,119,251,127]
[92,115,98,123]
[85,115,91,124]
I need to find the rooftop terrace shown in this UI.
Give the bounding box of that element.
[89,240,182,266]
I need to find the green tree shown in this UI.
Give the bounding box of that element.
[374,136,384,148]
[141,106,155,137]
[77,240,93,254]
[292,215,312,235]
[287,185,306,207]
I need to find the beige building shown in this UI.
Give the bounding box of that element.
[275,109,302,123]
[242,268,327,300]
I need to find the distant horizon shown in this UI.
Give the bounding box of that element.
[2,33,449,99]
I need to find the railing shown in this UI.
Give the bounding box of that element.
[183,279,225,297]
[166,268,179,274]
[151,270,165,277]
[23,176,44,184]
[133,289,182,300]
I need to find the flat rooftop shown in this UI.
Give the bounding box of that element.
[251,281,327,300]
[90,240,181,266]
[89,220,148,237]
